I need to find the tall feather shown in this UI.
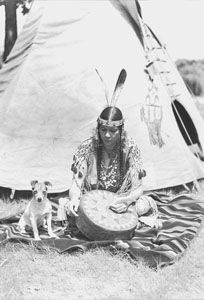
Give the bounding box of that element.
[110,69,127,107]
[95,68,109,105]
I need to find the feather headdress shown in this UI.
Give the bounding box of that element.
[96,68,127,126]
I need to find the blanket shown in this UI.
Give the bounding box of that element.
[0,191,204,268]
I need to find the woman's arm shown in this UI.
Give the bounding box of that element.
[69,177,82,216]
[110,185,143,213]
[118,184,143,205]
[68,138,94,215]
[111,139,144,213]
[69,160,87,216]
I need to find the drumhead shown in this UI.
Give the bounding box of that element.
[76,190,138,240]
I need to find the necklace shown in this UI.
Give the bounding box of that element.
[101,161,112,170]
[99,147,120,191]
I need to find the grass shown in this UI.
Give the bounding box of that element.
[0,216,204,300]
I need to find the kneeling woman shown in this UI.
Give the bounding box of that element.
[67,106,160,230]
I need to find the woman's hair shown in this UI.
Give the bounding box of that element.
[96,106,125,190]
[98,106,123,137]
[99,106,123,122]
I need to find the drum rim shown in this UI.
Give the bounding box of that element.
[77,190,138,232]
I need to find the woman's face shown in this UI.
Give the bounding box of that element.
[99,125,120,149]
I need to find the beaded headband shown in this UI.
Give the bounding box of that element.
[97,117,124,127]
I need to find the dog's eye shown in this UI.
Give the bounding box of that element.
[33,190,37,195]
[43,191,46,195]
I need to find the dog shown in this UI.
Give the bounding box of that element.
[18,180,57,240]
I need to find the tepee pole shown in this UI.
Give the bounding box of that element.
[137,9,203,190]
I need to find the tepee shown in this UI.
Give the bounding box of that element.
[0,0,204,193]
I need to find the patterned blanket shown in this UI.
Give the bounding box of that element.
[0,191,204,268]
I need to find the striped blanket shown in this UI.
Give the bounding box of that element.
[0,191,204,268]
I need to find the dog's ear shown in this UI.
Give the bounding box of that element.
[31,180,38,189]
[44,181,52,189]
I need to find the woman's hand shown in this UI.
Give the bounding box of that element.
[68,197,80,216]
[109,196,136,214]
[109,201,128,213]
[110,197,130,213]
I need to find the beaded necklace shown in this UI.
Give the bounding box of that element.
[97,143,124,192]
[100,148,119,190]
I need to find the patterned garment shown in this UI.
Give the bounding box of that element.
[71,135,143,194]
[0,191,204,268]
[70,135,159,227]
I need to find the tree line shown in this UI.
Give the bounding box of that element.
[176,59,204,97]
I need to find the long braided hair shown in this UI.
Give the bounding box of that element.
[96,106,125,191]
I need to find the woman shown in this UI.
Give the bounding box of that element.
[68,106,159,228]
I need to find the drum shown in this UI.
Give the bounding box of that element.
[76,190,138,241]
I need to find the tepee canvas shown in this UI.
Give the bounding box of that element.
[0,0,204,193]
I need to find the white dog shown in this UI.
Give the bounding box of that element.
[18,180,57,240]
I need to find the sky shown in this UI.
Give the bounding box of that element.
[0,0,204,61]
[140,0,204,60]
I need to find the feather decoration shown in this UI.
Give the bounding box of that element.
[110,69,127,107]
[95,68,109,105]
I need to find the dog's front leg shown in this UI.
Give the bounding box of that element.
[30,215,41,240]
[46,213,57,238]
